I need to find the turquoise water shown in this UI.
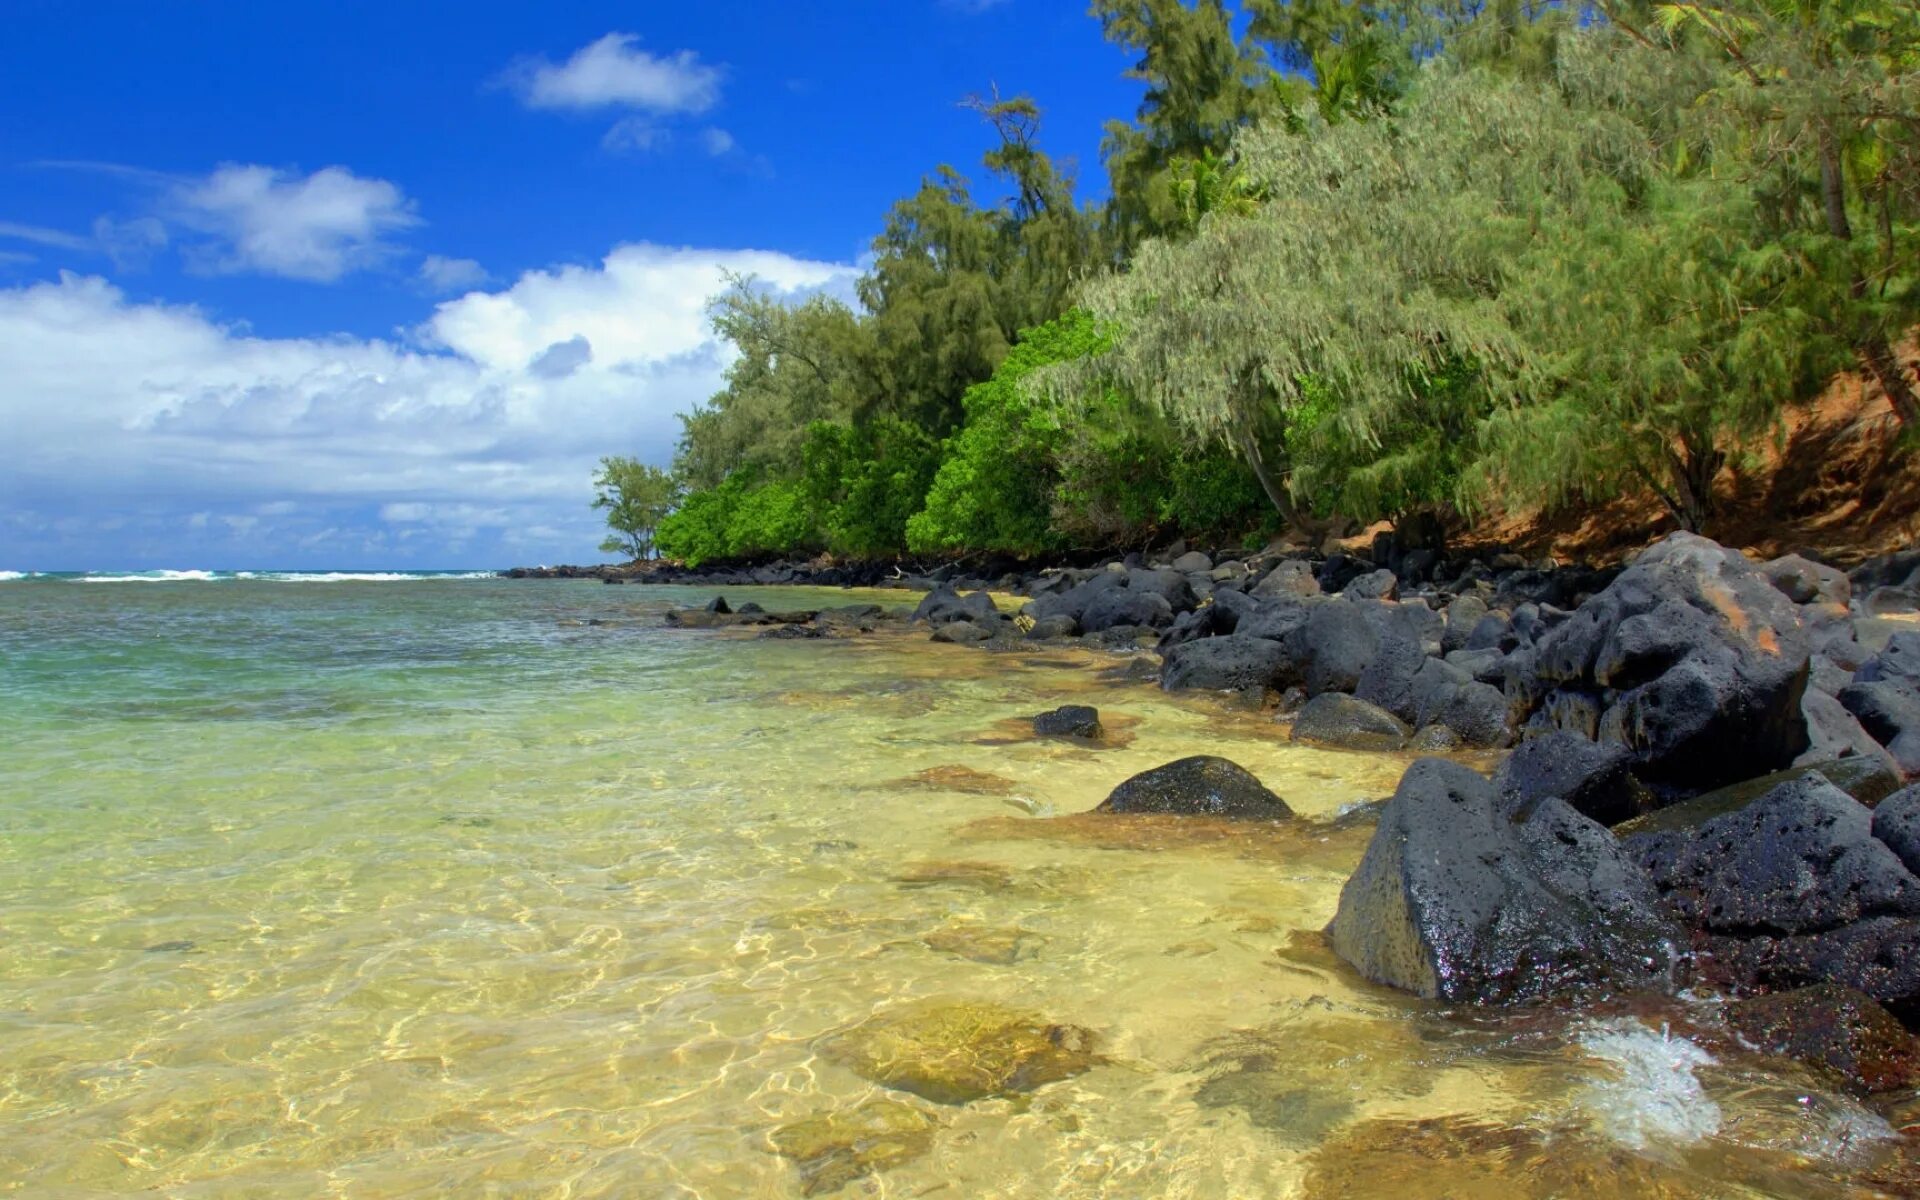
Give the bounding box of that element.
[0,576,1910,1197]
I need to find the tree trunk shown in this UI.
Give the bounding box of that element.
[1819,131,1920,429]
[1236,427,1297,524]
[1663,437,1724,536]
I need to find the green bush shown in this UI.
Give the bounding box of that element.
[655,474,822,566]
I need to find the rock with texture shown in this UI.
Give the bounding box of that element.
[1097,756,1293,820]
[1032,705,1102,740]
[1289,693,1410,751]
[1725,984,1919,1094]
[1493,731,1653,825]
[1327,758,1679,1004]
[1526,532,1811,793]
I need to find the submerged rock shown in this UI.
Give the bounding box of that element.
[921,924,1044,965]
[1096,756,1293,820]
[1300,1115,1708,1200]
[893,765,1019,795]
[1725,984,1920,1094]
[1288,692,1409,751]
[768,1098,940,1196]
[820,1000,1101,1104]
[1032,704,1102,740]
[1327,758,1679,1004]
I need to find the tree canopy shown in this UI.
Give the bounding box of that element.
[595,0,1918,561]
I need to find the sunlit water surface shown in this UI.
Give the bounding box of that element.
[0,577,1911,1198]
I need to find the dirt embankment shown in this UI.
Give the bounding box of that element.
[1465,343,1920,567]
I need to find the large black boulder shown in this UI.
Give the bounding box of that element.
[1623,776,1920,936]
[915,586,1000,627]
[1525,532,1811,794]
[1081,588,1176,633]
[1096,756,1293,820]
[1493,731,1653,825]
[1326,759,1680,1004]
[1284,600,1381,696]
[1160,635,1292,696]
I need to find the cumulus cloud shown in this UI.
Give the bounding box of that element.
[0,245,858,569]
[418,254,489,293]
[166,164,420,282]
[506,33,721,114]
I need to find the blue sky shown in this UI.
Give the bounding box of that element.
[0,1,1140,569]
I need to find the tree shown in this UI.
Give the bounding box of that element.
[1601,0,1920,427]
[592,457,678,560]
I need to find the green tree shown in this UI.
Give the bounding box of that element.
[1617,0,1920,427]
[591,457,677,560]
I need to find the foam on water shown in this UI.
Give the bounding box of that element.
[1575,1019,1722,1149]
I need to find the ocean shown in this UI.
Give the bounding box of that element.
[0,573,1902,1197]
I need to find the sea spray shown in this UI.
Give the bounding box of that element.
[1575,1019,1721,1149]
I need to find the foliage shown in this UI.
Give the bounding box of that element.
[654,474,820,567]
[591,456,677,560]
[628,0,1918,562]
[802,418,940,558]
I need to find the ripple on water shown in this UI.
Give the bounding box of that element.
[0,579,1911,1197]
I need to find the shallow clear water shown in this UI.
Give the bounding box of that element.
[0,577,1910,1197]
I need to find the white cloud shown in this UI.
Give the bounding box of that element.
[0,246,858,568]
[169,164,420,282]
[701,128,736,157]
[0,219,94,252]
[418,254,489,293]
[507,33,721,114]
[602,117,668,154]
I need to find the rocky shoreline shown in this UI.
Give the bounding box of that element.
[513,533,1920,1122]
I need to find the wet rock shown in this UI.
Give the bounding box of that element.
[1527,532,1811,794]
[1025,613,1079,640]
[1762,553,1850,607]
[915,586,999,627]
[820,1000,1101,1105]
[768,1098,941,1196]
[894,766,1018,795]
[1289,692,1409,751]
[921,925,1044,965]
[1615,757,1903,840]
[931,620,995,644]
[704,595,731,614]
[1032,705,1102,741]
[1625,776,1920,936]
[759,624,829,640]
[1327,758,1679,1004]
[1718,917,1920,1025]
[1300,1115,1706,1200]
[1406,723,1462,751]
[1096,755,1293,820]
[1725,984,1920,1093]
[1493,731,1654,825]
[1875,785,1920,876]
[1159,634,1291,696]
